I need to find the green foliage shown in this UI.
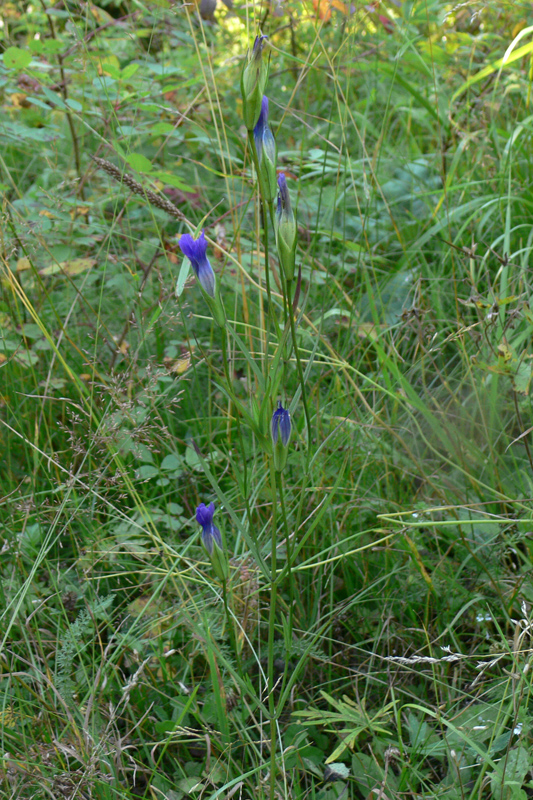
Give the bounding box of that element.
[3,0,533,798]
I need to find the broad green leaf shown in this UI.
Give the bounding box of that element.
[3,47,32,70]
[152,171,192,192]
[126,153,153,173]
[41,87,67,110]
[121,63,140,80]
[65,98,83,112]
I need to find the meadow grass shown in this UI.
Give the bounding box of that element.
[2,1,533,798]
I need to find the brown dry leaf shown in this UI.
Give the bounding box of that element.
[356,323,383,340]
[40,258,96,277]
[69,206,89,219]
[367,791,392,800]
[17,257,32,272]
[513,20,528,38]
[11,92,30,108]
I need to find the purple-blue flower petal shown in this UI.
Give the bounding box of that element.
[271,402,291,446]
[252,34,268,62]
[196,502,215,528]
[277,173,290,213]
[179,231,216,298]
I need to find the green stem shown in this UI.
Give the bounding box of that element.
[286,282,313,470]
[248,131,279,381]
[222,578,242,676]
[248,131,274,313]
[276,472,294,703]
[267,459,279,800]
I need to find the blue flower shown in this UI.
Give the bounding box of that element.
[274,174,297,281]
[252,33,268,63]
[271,401,291,447]
[253,96,269,159]
[253,96,277,201]
[196,502,223,555]
[276,173,291,218]
[179,231,216,298]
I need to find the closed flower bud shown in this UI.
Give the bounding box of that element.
[274,174,297,282]
[253,96,277,202]
[271,401,291,472]
[241,35,269,131]
[196,502,228,581]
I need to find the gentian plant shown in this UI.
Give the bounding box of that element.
[196,502,228,580]
[241,34,269,131]
[179,231,226,327]
[271,401,292,472]
[253,96,277,203]
[274,174,297,282]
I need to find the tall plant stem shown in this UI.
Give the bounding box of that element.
[222,578,242,677]
[285,281,313,468]
[276,471,294,705]
[221,328,253,527]
[267,459,279,800]
[39,0,84,198]
[248,131,278,369]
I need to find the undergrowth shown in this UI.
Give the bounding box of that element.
[2,1,533,799]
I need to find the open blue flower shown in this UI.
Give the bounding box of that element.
[179,231,216,298]
[271,401,291,447]
[196,502,223,555]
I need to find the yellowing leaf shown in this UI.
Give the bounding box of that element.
[165,356,191,375]
[404,533,435,592]
[10,92,30,108]
[16,257,32,272]
[97,55,121,79]
[40,258,96,277]
[513,20,528,39]
[88,3,114,23]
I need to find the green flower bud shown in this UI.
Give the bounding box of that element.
[241,35,269,131]
[271,401,292,472]
[254,97,277,202]
[274,174,297,282]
